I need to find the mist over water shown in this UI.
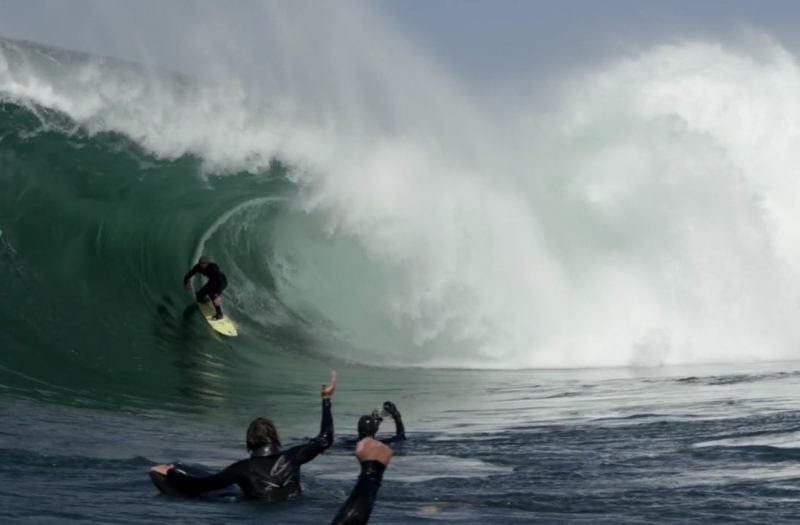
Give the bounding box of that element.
[2,2,800,370]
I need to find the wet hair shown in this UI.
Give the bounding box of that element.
[357,415,380,439]
[246,417,281,451]
[198,256,209,264]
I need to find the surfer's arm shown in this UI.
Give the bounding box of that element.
[380,402,405,444]
[379,419,405,445]
[165,463,240,495]
[291,398,334,465]
[183,264,199,285]
[328,461,385,525]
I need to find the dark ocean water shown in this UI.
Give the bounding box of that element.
[5,365,800,524]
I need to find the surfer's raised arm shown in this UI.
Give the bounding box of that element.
[329,437,393,525]
[285,370,337,465]
[380,401,406,444]
[343,400,405,447]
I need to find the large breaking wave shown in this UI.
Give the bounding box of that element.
[2,1,800,385]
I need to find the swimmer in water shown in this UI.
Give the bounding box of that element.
[328,437,393,525]
[344,401,405,447]
[149,371,336,501]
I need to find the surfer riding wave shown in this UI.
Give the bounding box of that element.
[183,256,228,320]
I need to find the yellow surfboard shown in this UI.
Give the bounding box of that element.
[197,300,238,337]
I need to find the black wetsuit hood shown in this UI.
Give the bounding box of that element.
[357,415,381,439]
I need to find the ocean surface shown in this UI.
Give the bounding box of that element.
[4,3,800,523]
[5,363,800,524]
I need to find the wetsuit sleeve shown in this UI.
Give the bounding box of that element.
[380,416,406,445]
[328,460,387,525]
[165,462,240,495]
[287,398,334,465]
[183,264,199,285]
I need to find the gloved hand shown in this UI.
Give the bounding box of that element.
[383,401,400,418]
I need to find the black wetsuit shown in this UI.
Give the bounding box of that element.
[183,262,228,303]
[328,460,386,525]
[165,399,333,500]
[345,416,405,447]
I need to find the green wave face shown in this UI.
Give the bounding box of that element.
[0,38,466,410]
[0,99,282,405]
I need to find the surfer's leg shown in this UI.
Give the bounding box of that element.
[195,283,211,303]
[210,281,227,319]
[210,289,223,319]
